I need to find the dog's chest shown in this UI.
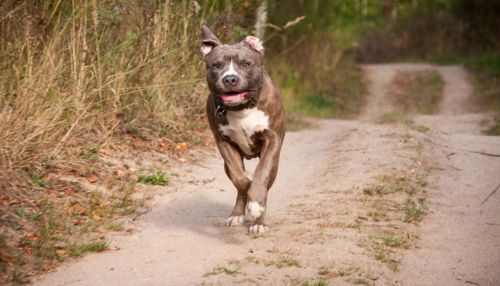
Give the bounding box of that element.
[219,108,269,155]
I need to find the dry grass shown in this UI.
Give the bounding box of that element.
[0,2,207,191]
[0,1,224,283]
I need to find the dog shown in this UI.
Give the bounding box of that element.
[201,26,285,234]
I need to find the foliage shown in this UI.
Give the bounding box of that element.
[356,0,500,62]
[137,171,168,186]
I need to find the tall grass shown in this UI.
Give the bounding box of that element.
[0,1,210,191]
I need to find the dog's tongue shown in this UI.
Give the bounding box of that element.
[221,92,247,104]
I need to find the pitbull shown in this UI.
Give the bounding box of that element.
[201,26,285,234]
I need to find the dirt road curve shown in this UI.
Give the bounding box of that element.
[34,64,500,286]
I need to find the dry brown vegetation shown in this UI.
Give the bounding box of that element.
[0,1,206,191]
[0,1,214,283]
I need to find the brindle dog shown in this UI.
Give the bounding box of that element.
[201,26,285,234]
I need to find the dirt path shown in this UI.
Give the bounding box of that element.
[34,65,500,285]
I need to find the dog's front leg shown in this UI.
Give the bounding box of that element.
[217,140,251,226]
[246,130,282,233]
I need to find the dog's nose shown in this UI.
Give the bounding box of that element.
[222,75,239,87]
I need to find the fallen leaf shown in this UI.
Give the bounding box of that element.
[130,175,138,182]
[23,246,33,255]
[176,142,188,151]
[26,232,38,241]
[87,175,98,183]
[42,262,51,271]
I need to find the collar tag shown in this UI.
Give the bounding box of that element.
[215,104,225,118]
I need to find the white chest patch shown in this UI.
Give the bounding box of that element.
[219,108,269,155]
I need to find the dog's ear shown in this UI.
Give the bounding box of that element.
[201,25,221,57]
[243,36,264,55]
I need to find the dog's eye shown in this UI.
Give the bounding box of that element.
[242,61,252,68]
[211,62,221,69]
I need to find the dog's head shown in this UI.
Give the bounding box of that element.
[201,26,265,108]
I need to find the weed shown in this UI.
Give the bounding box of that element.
[318,266,331,276]
[12,271,28,284]
[376,234,408,248]
[31,174,49,189]
[276,256,301,268]
[70,241,108,257]
[353,278,373,285]
[404,197,426,223]
[301,280,328,286]
[137,171,168,186]
[203,266,242,277]
[378,112,429,133]
[367,211,388,222]
[374,250,399,272]
[335,265,360,277]
[15,208,41,221]
[106,222,124,232]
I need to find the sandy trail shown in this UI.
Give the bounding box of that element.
[34,65,500,285]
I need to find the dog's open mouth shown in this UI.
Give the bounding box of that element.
[220,90,256,105]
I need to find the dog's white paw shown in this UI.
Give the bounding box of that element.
[247,201,265,220]
[249,224,268,234]
[225,215,245,227]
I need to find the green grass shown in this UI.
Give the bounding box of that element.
[378,112,429,133]
[15,208,41,221]
[293,95,337,118]
[404,198,426,223]
[484,119,500,135]
[376,234,408,248]
[31,174,49,189]
[137,171,168,186]
[465,54,500,77]
[367,210,388,222]
[105,222,124,232]
[70,241,108,256]
[277,60,367,121]
[374,250,399,272]
[276,256,301,268]
[362,174,418,197]
[12,271,28,284]
[301,280,328,286]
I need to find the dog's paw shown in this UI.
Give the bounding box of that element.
[248,224,268,234]
[225,215,245,227]
[246,201,266,220]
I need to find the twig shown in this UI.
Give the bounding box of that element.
[480,183,500,205]
[0,2,25,22]
[427,139,500,157]
[460,149,500,157]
